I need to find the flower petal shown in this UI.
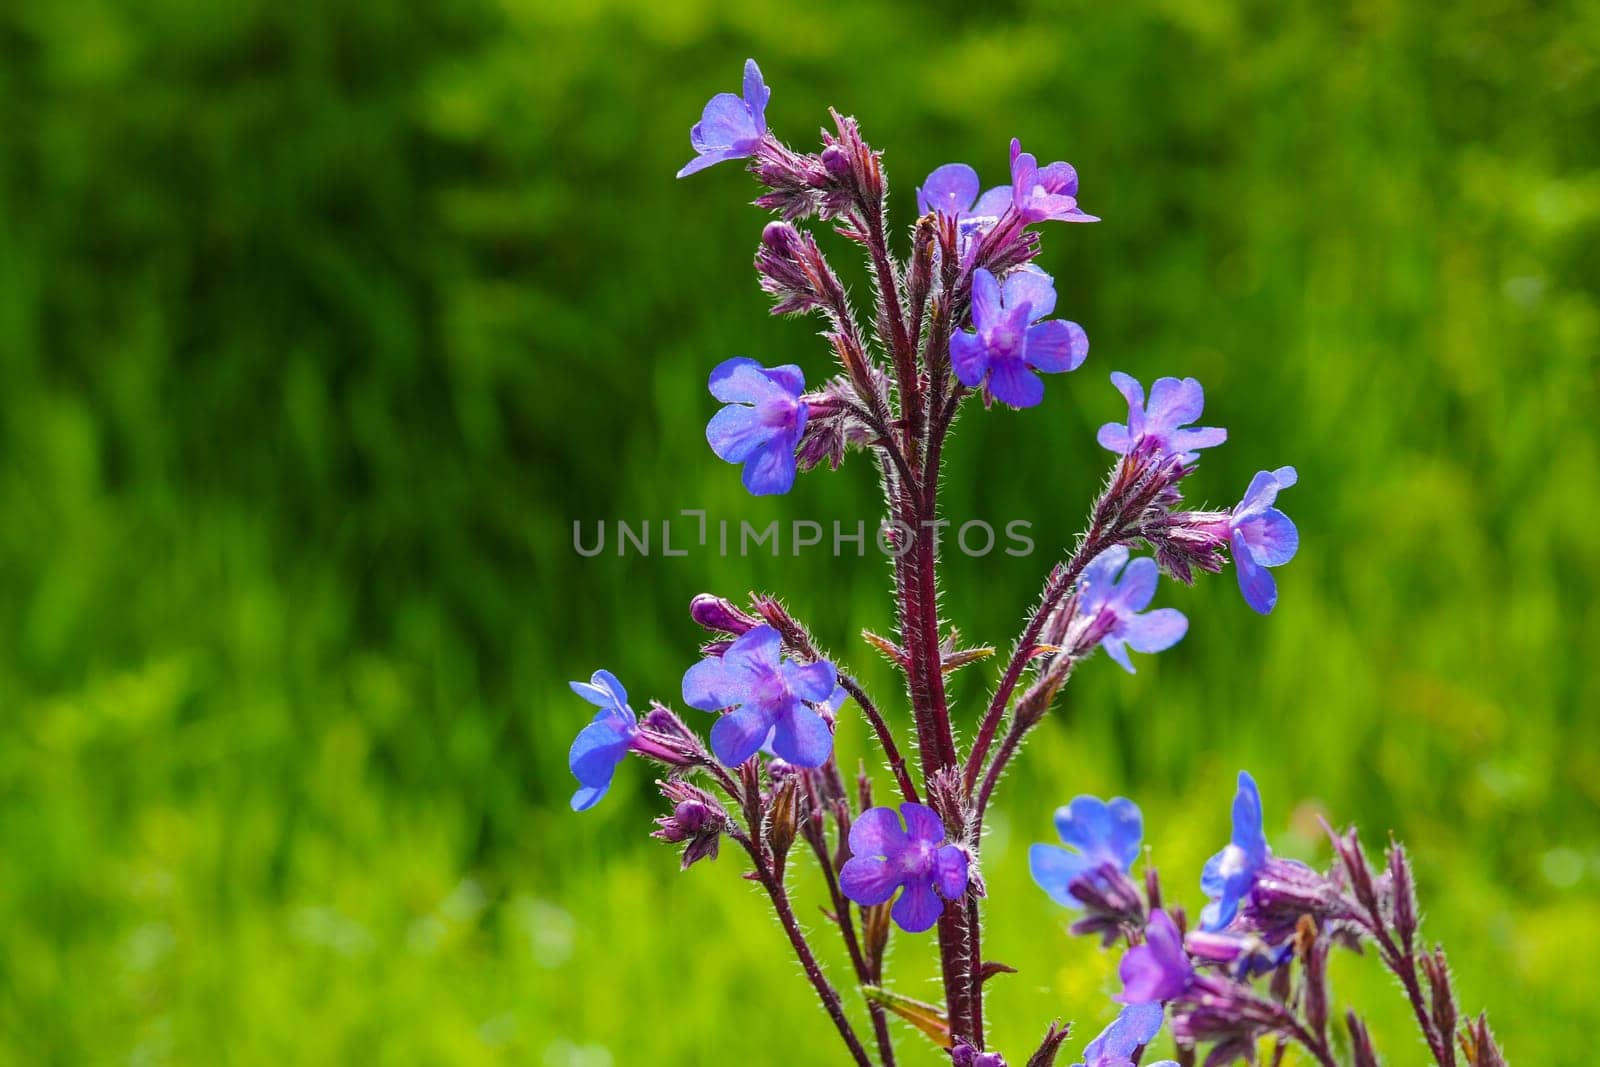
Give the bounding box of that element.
[1029,843,1092,907]
[1234,469,1285,518]
[1232,771,1266,859]
[690,92,760,153]
[1231,528,1279,614]
[676,145,748,178]
[839,856,900,906]
[987,360,1045,408]
[682,655,741,711]
[706,403,772,464]
[709,703,773,766]
[1111,556,1160,614]
[1024,319,1088,373]
[971,186,1013,218]
[1055,796,1111,855]
[1121,608,1188,655]
[569,669,628,712]
[708,356,786,403]
[569,717,632,790]
[1106,798,1144,870]
[1001,266,1057,320]
[891,880,943,933]
[949,330,991,388]
[1101,635,1137,674]
[1096,422,1133,454]
[1086,1003,1165,1063]
[900,802,945,845]
[1036,160,1079,197]
[781,659,838,702]
[741,59,769,130]
[1145,376,1204,434]
[1170,425,1228,456]
[741,436,800,495]
[723,625,782,676]
[849,806,909,858]
[971,268,1003,331]
[769,703,833,767]
[571,785,609,812]
[917,163,979,217]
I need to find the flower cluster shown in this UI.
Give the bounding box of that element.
[551,57,1498,1067]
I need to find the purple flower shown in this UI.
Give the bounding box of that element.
[839,803,969,933]
[950,1042,1007,1067]
[1076,546,1189,673]
[1076,1003,1177,1067]
[1010,138,1098,223]
[1096,373,1227,463]
[681,625,837,767]
[1029,795,1143,908]
[1227,467,1300,614]
[949,267,1088,408]
[1117,909,1194,1004]
[706,357,809,495]
[916,162,1013,221]
[1185,928,1293,979]
[1200,771,1271,931]
[677,58,769,178]
[568,669,639,812]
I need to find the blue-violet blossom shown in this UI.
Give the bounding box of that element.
[1076,546,1189,673]
[1223,467,1300,615]
[1117,909,1194,1004]
[681,625,837,767]
[1200,771,1270,931]
[677,58,769,178]
[1096,372,1227,463]
[1029,795,1143,908]
[1076,1003,1178,1067]
[916,162,1013,222]
[950,267,1088,408]
[839,802,969,933]
[705,357,809,495]
[568,669,639,812]
[1010,138,1098,223]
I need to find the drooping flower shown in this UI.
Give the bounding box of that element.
[1029,795,1144,908]
[839,802,969,933]
[1076,1003,1178,1067]
[681,625,837,767]
[705,357,809,495]
[916,162,1013,221]
[1009,138,1098,224]
[1117,909,1194,1004]
[949,267,1088,408]
[567,670,639,812]
[1096,373,1227,463]
[1075,546,1189,673]
[1225,467,1300,614]
[1200,771,1271,931]
[677,58,770,178]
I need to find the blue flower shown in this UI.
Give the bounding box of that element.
[915,162,1013,222]
[677,59,769,178]
[1096,372,1226,463]
[705,357,809,495]
[1227,467,1300,614]
[567,669,639,812]
[949,267,1089,408]
[1077,546,1190,673]
[1200,771,1271,931]
[681,625,836,767]
[1029,795,1143,908]
[1009,138,1099,223]
[1076,1003,1177,1067]
[839,803,969,933]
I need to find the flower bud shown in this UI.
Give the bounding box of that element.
[689,594,758,636]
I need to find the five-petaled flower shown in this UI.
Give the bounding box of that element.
[567,669,640,812]
[677,58,770,178]
[1010,138,1098,223]
[950,267,1089,408]
[1030,795,1144,908]
[1076,546,1189,673]
[1096,372,1227,463]
[1117,909,1195,1004]
[1224,468,1300,614]
[705,357,809,495]
[1075,1002,1178,1067]
[1200,771,1271,931]
[839,802,970,933]
[681,625,837,767]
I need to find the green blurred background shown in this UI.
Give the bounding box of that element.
[1,0,1597,1062]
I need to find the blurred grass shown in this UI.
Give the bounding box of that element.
[0,0,1597,1063]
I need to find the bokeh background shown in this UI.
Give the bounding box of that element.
[2,0,1597,1063]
